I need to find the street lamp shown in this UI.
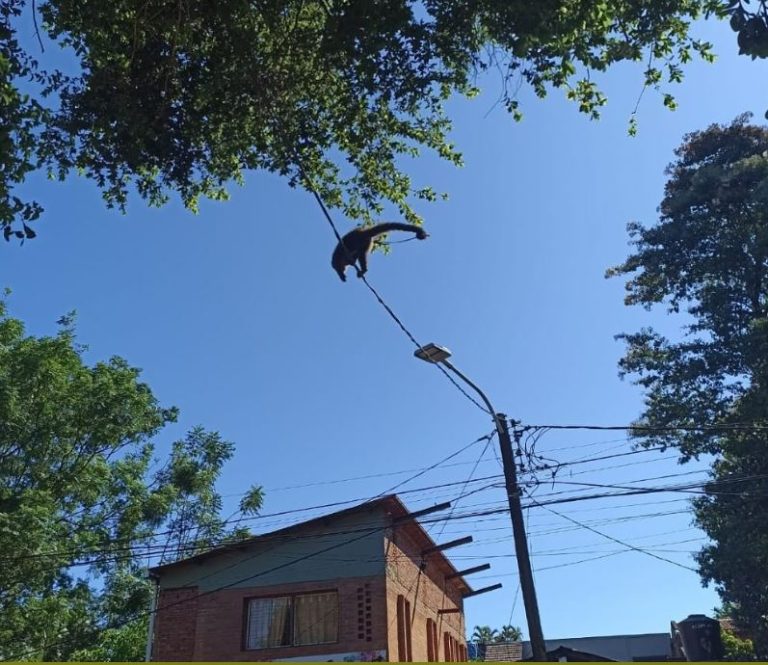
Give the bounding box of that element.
[414,343,547,662]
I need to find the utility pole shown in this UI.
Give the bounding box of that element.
[412,344,547,661]
[495,413,547,662]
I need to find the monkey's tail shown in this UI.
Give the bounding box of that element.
[365,222,427,239]
[381,236,420,245]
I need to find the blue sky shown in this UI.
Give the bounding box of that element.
[4,16,767,642]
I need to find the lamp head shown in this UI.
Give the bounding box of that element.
[414,343,452,364]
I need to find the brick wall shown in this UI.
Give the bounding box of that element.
[384,528,467,662]
[152,576,387,661]
[153,587,198,661]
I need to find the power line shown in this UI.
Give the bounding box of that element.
[519,536,705,558]
[532,445,667,472]
[431,434,495,541]
[358,274,488,413]
[0,476,505,565]
[538,435,633,454]
[474,550,651,576]
[469,508,693,545]
[7,464,765,658]
[298,164,488,414]
[41,499,706,571]
[514,468,715,505]
[528,498,697,572]
[57,530,704,573]
[378,432,494,497]
[262,442,493,493]
[506,583,521,630]
[547,471,768,496]
[253,444,687,504]
[519,422,768,433]
[560,437,634,459]
[0,429,504,569]
[449,527,704,558]
[461,538,706,580]
[528,494,691,516]
[561,454,691,478]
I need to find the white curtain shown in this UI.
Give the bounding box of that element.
[293,592,338,646]
[246,597,292,649]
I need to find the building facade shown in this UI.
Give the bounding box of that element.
[149,496,471,662]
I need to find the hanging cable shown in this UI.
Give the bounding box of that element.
[518,422,768,432]
[358,274,489,413]
[377,432,494,497]
[295,161,487,414]
[527,497,697,572]
[431,434,495,541]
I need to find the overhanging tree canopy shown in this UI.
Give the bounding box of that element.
[1,0,741,239]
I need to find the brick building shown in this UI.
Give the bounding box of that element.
[149,495,473,662]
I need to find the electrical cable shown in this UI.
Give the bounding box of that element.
[377,432,494,497]
[7,464,765,662]
[532,445,667,472]
[518,422,768,432]
[527,497,698,572]
[359,274,489,413]
[262,446,496,493]
[533,435,632,454]
[0,431,498,569]
[10,467,763,567]
[546,471,768,496]
[560,454,691,478]
[430,433,495,541]
[0,476,504,565]
[297,162,489,414]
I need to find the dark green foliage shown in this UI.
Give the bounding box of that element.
[470,623,523,642]
[0,295,263,660]
[3,0,724,238]
[495,624,523,642]
[471,625,499,643]
[608,114,768,460]
[695,430,768,656]
[725,1,768,59]
[610,116,768,657]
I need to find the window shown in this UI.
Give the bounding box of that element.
[426,619,438,661]
[445,635,466,662]
[404,599,412,662]
[245,591,338,650]
[396,594,412,662]
[444,632,457,662]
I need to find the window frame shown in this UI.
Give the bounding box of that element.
[243,589,339,651]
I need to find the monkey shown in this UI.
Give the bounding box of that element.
[331,222,428,282]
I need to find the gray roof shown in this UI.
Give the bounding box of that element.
[520,633,672,661]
